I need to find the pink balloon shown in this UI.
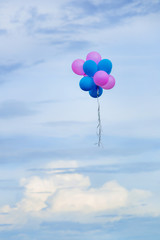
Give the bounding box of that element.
[93,70,109,87]
[72,59,85,75]
[86,51,101,64]
[102,75,115,90]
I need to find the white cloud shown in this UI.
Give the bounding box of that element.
[18,173,90,212]
[46,160,79,173]
[0,161,159,229]
[51,181,128,213]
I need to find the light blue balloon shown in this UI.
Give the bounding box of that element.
[83,60,97,77]
[79,76,95,91]
[89,85,103,98]
[98,59,112,74]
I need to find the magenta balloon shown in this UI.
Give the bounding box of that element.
[86,51,101,64]
[72,59,85,75]
[93,70,109,87]
[102,75,115,90]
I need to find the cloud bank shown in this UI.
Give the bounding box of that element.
[0,160,159,230]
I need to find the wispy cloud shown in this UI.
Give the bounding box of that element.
[4,0,159,47]
[28,161,160,175]
[70,0,160,18]
[24,7,50,34]
[0,179,23,191]
[0,60,45,77]
[44,120,90,127]
[0,224,12,227]
[40,221,102,232]
[0,29,7,35]
[61,0,160,32]
[0,63,23,75]
[0,100,37,119]
[0,133,159,164]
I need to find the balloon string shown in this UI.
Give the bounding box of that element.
[96,88,102,147]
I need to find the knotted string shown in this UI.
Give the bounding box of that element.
[96,87,102,147]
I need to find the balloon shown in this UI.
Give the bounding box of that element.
[89,85,103,98]
[79,76,95,91]
[72,59,85,75]
[93,70,109,87]
[102,75,115,90]
[98,59,112,74]
[86,51,101,64]
[83,60,97,77]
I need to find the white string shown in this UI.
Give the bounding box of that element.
[96,87,102,147]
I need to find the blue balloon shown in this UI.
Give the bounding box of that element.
[89,85,103,98]
[98,59,112,74]
[79,76,95,91]
[83,60,97,77]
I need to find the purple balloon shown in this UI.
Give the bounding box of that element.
[86,51,101,64]
[102,75,115,90]
[93,70,109,87]
[72,59,85,75]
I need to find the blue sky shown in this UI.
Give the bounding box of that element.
[0,0,160,239]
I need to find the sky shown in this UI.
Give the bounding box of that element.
[0,0,160,239]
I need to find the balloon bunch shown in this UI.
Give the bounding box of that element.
[71,51,115,98]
